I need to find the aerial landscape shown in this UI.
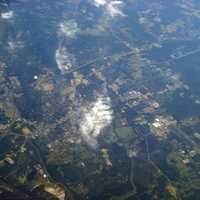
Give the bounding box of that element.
[0,0,200,199]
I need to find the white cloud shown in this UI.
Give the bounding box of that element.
[107,1,126,17]
[80,95,113,148]
[93,0,107,7]
[8,40,24,52]
[55,19,78,74]
[1,11,14,19]
[55,45,76,74]
[57,19,79,39]
[92,0,126,18]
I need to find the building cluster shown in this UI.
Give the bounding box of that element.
[150,115,177,138]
